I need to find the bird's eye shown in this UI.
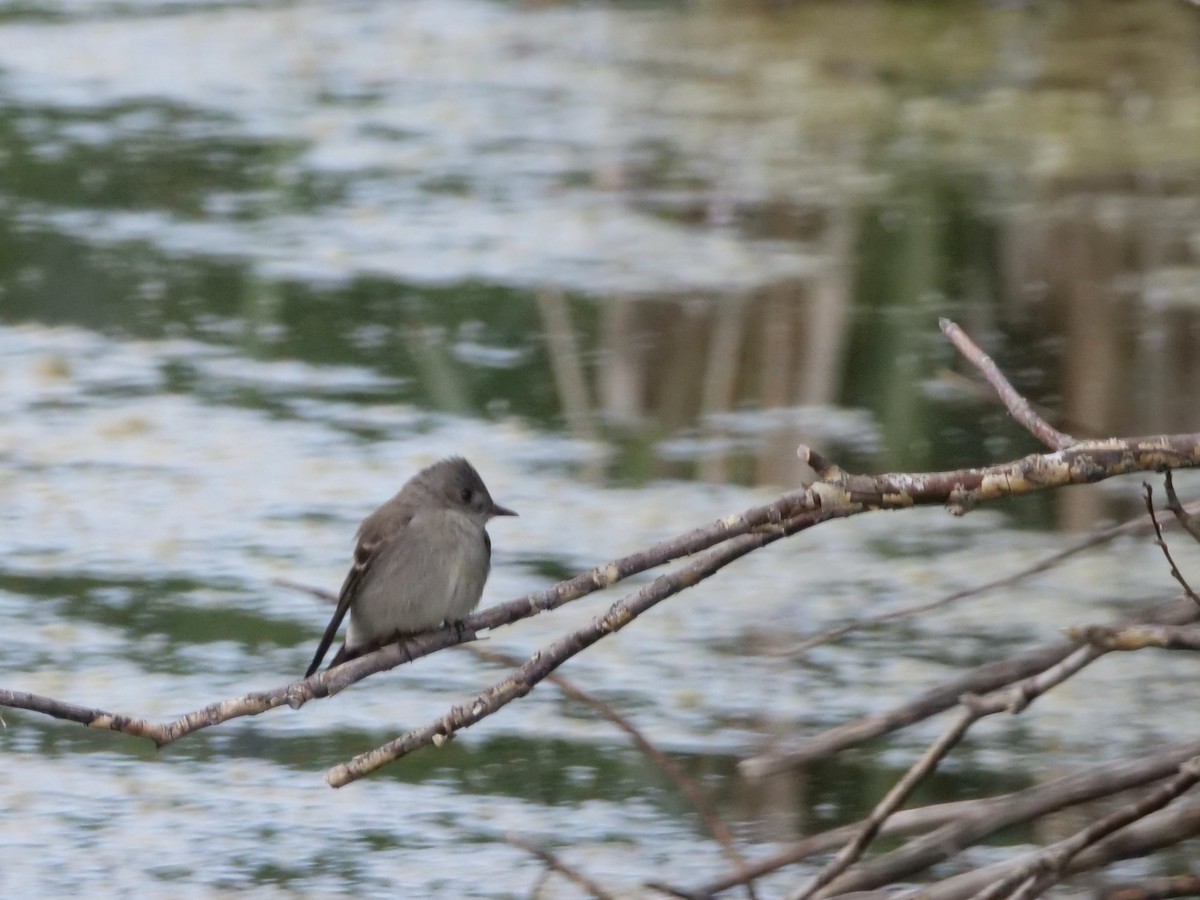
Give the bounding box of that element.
[461,487,474,504]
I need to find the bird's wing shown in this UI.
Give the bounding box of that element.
[304,509,408,677]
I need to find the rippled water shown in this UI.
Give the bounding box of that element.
[7,320,1196,896]
[3,0,1200,896]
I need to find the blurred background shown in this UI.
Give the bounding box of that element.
[2,0,1200,896]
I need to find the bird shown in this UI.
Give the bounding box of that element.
[305,457,516,677]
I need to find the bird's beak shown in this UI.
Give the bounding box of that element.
[490,503,518,518]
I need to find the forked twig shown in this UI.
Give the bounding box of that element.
[1143,481,1200,608]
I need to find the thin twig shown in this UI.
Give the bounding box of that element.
[939,318,1075,450]
[529,867,551,899]
[1143,481,1200,607]
[469,647,758,900]
[274,578,338,603]
[935,367,1098,438]
[507,833,618,900]
[775,502,1195,656]
[1163,469,1200,544]
[743,642,1065,780]
[656,801,981,899]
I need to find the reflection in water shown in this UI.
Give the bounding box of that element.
[2,0,1200,894]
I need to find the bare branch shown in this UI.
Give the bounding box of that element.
[0,623,484,747]
[1143,481,1200,607]
[1163,468,1200,544]
[658,800,983,899]
[939,318,1075,450]
[507,834,617,900]
[801,433,1200,518]
[799,650,1197,898]
[468,647,757,899]
[0,487,824,745]
[273,577,337,603]
[0,689,170,744]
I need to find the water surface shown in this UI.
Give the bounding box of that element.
[3,0,1200,895]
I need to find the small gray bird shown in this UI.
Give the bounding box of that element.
[305,457,516,677]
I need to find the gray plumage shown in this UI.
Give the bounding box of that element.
[305,457,516,677]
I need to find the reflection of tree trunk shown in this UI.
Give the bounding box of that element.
[1132,191,1169,436]
[754,208,854,488]
[881,189,937,470]
[659,299,711,433]
[998,207,1036,321]
[403,324,471,414]
[1058,202,1122,531]
[598,295,644,427]
[798,207,853,408]
[699,295,746,484]
[748,767,807,844]
[1177,313,1200,427]
[760,290,795,411]
[1130,186,1200,436]
[240,274,284,352]
[1135,307,1170,436]
[757,287,796,486]
[536,289,598,443]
